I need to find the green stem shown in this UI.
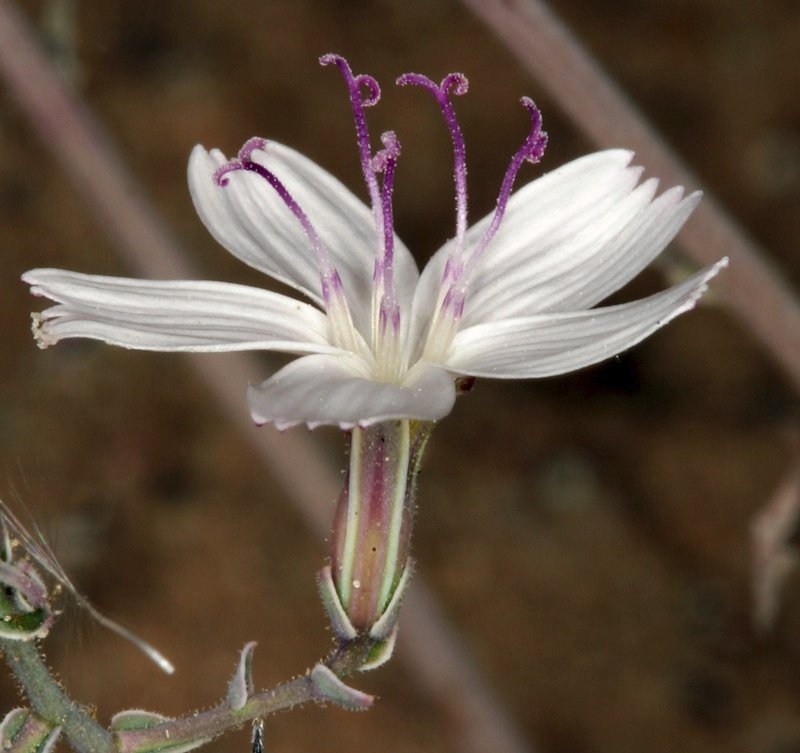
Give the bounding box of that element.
[2,633,377,753]
[114,637,376,753]
[0,637,113,753]
[114,677,312,753]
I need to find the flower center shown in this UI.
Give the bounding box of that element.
[215,56,548,387]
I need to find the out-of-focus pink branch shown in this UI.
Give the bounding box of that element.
[751,454,800,632]
[0,2,534,752]
[0,3,191,280]
[462,0,800,394]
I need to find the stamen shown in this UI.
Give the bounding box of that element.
[463,97,547,277]
[371,131,402,375]
[421,98,547,363]
[214,138,333,282]
[323,54,406,377]
[371,131,400,301]
[320,54,383,216]
[397,72,470,259]
[214,138,360,351]
[213,136,268,185]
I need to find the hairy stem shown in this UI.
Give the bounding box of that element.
[114,637,376,753]
[2,632,376,753]
[0,638,113,753]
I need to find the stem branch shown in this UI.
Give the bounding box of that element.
[2,634,376,753]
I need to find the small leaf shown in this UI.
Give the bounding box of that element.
[0,561,53,640]
[226,641,257,710]
[34,727,61,753]
[0,708,61,753]
[119,736,211,753]
[369,559,413,641]
[317,566,357,641]
[360,626,398,671]
[111,710,171,731]
[0,709,31,743]
[113,712,213,753]
[309,664,373,711]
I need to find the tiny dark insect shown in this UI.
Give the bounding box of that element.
[251,718,265,753]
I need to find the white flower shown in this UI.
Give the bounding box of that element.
[23,55,726,430]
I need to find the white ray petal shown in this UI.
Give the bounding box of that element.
[463,181,701,322]
[446,260,727,378]
[24,269,335,353]
[247,354,456,430]
[189,146,321,304]
[459,151,660,324]
[409,150,641,343]
[189,142,419,336]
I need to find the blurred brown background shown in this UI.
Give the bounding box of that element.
[1,1,799,752]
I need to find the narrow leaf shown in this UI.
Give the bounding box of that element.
[110,710,171,732]
[0,709,61,753]
[227,641,257,710]
[309,664,373,710]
